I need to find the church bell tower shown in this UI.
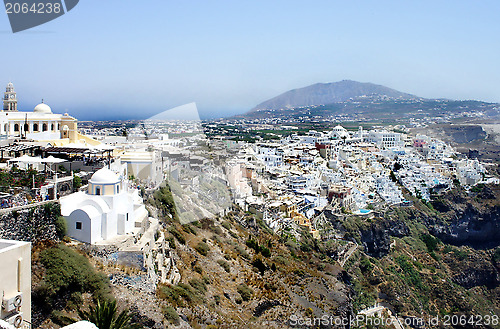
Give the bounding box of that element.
[3,82,18,111]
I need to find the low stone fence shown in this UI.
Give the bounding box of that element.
[0,200,55,214]
[0,202,59,242]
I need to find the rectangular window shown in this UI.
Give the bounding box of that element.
[76,222,82,230]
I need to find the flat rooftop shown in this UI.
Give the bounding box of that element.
[0,241,15,250]
[0,239,30,252]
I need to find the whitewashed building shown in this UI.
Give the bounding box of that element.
[0,83,79,142]
[60,168,148,244]
[366,130,403,149]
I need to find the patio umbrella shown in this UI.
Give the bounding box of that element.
[8,155,43,163]
[41,156,66,164]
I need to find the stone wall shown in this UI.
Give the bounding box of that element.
[0,203,60,242]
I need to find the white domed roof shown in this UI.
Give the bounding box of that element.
[34,102,52,114]
[89,168,119,185]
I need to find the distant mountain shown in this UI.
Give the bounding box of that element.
[249,80,418,112]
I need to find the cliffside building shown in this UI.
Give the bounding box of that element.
[60,168,148,244]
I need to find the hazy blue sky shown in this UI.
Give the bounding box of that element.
[1,0,499,120]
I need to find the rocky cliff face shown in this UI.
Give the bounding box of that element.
[440,249,500,289]
[428,185,500,249]
[360,219,410,258]
[451,261,499,289]
[431,204,500,248]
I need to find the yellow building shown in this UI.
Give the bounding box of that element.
[0,82,91,146]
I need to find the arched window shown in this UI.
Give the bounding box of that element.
[51,124,54,131]
[24,123,29,132]
[14,124,19,132]
[42,123,48,131]
[62,125,69,138]
[96,187,101,195]
[33,123,38,131]
[58,124,60,130]
[4,124,7,133]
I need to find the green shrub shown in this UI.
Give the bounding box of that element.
[35,244,111,310]
[294,268,306,277]
[158,284,196,306]
[169,227,185,244]
[194,242,210,256]
[217,259,231,273]
[421,234,440,252]
[454,249,468,261]
[470,184,485,193]
[443,245,453,253]
[360,256,374,274]
[189,278,207,294]
[236,284,253,301]
[211,226,223,235]
[261,247,271,257]
[246,239,260,252]
[166,236,176,249]
[395,255,423,290]
[222,221,232,230]
[352,278,377,313]
[182,224,196,235]
[246,239,271,257]
[273,255,289,266]
[285,240,298,251]
[151,184,178,221]
[55,216,67,239]
[73,176,82,189]
[162,306,179,325]
[234,245,250,259]
[429,251,440,261]
[76,299,140,329]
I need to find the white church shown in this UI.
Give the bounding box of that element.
[0,82,80,143]
[60,167,148,244]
